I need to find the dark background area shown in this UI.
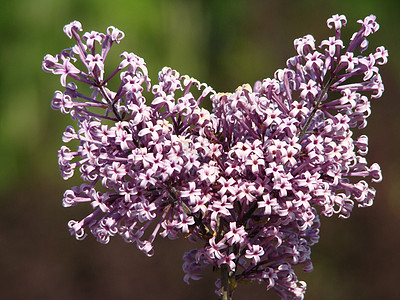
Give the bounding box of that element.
[0,0,399,299]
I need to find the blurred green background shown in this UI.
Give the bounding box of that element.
[1,0,399,299]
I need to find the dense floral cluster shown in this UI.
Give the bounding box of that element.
[43,14,387,299]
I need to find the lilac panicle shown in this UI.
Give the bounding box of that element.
[43,14,387,299]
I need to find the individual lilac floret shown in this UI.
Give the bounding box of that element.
[43,14,387,299]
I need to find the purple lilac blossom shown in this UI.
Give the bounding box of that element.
[43,14,387,299]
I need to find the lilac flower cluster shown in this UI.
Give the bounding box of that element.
[43,14,387,299]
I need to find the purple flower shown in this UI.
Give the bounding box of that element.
[43,15,387,299]
[224,222,247,246]
[327,14,347,32]
[245,244,265,264]
[63,20,82,39]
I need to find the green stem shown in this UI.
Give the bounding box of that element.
[220,264,232,300]
[298,77,334,141]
